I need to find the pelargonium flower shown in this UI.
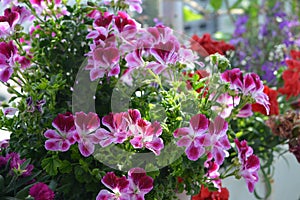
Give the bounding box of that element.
[0,8,20,35]
[192,185,229,200]
[147,37,181,74]
[203,116,231,165]
[74,112,101,157]
[0,139,9,149]
[221,68,270,115]
[124,0,143,13]
[234,139,260,193]
[191,33,235,57]
[29,182,55,200]
[252,85,279,115]
[127,167,154,199]
[204,160,222,190]
[29,0,67,15]
[130,120,164,155]
[97,168,153,200]
[95,112,129,147]
[278,59,300,99]
[44,112,77,152]
[0,41,17,82]
[96,172,130,200]
[173,114,209,161]
[89,46,120,80]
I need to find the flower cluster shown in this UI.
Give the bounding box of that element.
[0,41,30,82]
[191,33,235,57]
[192,185,229,200]
[85,10,197,82]
[44,109,164,157]
[230,1,300,85]
[278,50,300,99]
[221,68,270,116]
[0,0,274,199]
[97,167,153,200]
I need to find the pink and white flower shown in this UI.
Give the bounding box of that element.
[97,172,130,200]
[44,112,77,152]
[127,168,154,199]
[130,120,164,155]
[173,114,209,161]
[74,112,101,157]
[95,112,129,147]
[203,116,231,165]
[234,139,260,193]
[0,41,17,82]
[221,68,270,115]
[96,168,153,200]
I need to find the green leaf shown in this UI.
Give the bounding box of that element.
[230,0,243,9]
[210,0,223,10]
[59,160,72,174]
[41,156,62,176]
[0,175,4,191]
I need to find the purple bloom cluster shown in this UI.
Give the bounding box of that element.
[230,1,300,85]
[0,152,34,177]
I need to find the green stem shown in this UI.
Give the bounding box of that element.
[224,0,235,25]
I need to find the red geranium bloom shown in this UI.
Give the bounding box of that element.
[191,33,235,57]
[252,85,279,115]
[290,50,300,60]
[278,59,300,99]
[192,185,229,200]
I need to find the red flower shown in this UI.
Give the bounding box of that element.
[290,50,300,60]
[192,185,229,200]
[29,182,55,200]
[278,59,300,99]
[190,33,235,57]
[252,85,279,115]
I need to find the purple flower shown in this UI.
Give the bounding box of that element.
[233,15,248,37]
[2,107,18,116]
[173,114,209,161]
[234,139,260,193]
[29,182,55,200]
[0,152,34,177]
[74,112,101,157]
[97,172,130,200]
[202,116,231,165]
[44,112,77,152]
[127,168,154,199]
